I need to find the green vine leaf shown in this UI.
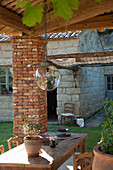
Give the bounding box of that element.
[69,0,78,10]
[22,2,44,27]
[50,0,78,20]
[16,0,27,8]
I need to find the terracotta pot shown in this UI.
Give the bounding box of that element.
[24,136,43,157]
[92,145,113,170]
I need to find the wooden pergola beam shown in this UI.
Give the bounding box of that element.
[52,14,113,33]
[47,51,113,60]
[0,6,31,34]
[33,0,113,34]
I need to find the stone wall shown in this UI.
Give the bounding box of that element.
[79,67,105,118]
[77,30,105,118]
[47,39,79,55]
[0,43,12,66]
[0,42,13,122]
[78,30,103,52]
[57,69,80,121]
[12,36,47,143]
[55,30,106,120]
[104,66,113,75]
[0,96,13,121]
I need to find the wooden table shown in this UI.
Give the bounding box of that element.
[0,133,88,170]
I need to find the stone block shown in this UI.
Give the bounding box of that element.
[57,102,62,107]
[0,59,12,65]
[57,94,72,101]
[56,107,63,115]
[66,88,80,94]
[56,48,66,55]
[59,82,73,88]
[47,50,53,55]
[66,47,78,54]
[74,107,80,116]
[47,41,59,49]
[1,43,12,51]
[72,95,80,102]
[57,88,62,94]
[59,69,73,76]
[0,96,13,103]
[52,49,59,55]
[62,75,74,81]
[2,51,12,59]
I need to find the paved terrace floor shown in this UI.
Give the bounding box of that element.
[48,110,106,127]
[85,110,106,127]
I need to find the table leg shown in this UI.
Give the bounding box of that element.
[80,140,86,153]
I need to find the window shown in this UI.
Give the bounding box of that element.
[0,67,13,94]
[107,76,113,91]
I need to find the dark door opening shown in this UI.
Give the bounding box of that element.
[47,89,57,122]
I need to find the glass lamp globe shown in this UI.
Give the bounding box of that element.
[34,62,60,91]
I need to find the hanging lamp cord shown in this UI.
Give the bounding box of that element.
[44,0,48,61]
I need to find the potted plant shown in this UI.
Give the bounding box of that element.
[22,118,43,157]
[49,136,57,148]
[92,98,113,170]
[1,87,9,95]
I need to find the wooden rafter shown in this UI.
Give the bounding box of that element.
[47,51,113,60]
[52,14,113,33]
[0,6,31,34]
[33,0,113,34]
[47,51,113,68]
[0,0,113,35]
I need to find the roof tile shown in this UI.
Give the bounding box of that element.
[0,34,12,42]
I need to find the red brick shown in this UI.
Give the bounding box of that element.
[12,36,47,143]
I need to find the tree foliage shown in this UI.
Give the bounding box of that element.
[17,0,103,27]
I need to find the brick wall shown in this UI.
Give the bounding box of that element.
[12,36,47,143]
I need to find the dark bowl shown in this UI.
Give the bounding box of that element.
[56,128,69,132]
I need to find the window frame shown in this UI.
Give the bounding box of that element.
[0,67,13,94]
[105,75,113,92]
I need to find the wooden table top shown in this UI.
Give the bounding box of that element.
[0,132,88,170]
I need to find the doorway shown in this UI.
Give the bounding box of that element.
[47,89,57,121]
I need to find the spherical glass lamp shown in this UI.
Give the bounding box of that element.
[34,61,60,91]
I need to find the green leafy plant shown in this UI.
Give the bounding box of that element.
[1,87,9,95]
[101,98,113,154]
[16,0,103,27]
[22,118,43,137]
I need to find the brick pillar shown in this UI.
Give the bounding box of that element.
[12,36,47,143]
